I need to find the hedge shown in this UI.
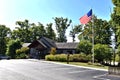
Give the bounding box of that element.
[45,53,92,62]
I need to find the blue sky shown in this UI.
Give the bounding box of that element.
[0,0,114,42]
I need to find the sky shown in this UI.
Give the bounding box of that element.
[0,0,114,42]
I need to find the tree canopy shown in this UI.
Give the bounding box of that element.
[53,17,72,42]
[78,15,112,45]
[111,0,120,47]
[0,25,11,55]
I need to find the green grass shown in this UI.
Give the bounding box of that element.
[57,62,108,70]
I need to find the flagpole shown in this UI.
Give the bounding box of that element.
[92,16,94,64]
[79,9,93,63]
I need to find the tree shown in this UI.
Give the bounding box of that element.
[78,15,112,45]
[0,25,11,55]
[12,30,20,40]
[30,22,46,41]
[70,25,82,42]
[111,0,120,47]
[94,19,112,45]
[77,40,92,55]
[13,19,31,42]
[111,0,120,65]
[53,17,72,42]
[117,45,120,65]
[46,23,56,40]
[6,39,22,59]
[94,44,112,63]
[12,20,56,43]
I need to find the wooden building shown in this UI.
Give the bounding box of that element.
[27,37,78,59]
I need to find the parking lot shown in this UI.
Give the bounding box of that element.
[0,59,119,80]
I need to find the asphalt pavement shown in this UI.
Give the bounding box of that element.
[0,59,119,80]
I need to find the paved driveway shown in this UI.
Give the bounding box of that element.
[0,59,119,80]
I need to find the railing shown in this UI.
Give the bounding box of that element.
[108,66,120,75]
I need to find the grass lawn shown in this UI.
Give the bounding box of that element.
[57,62,108,70]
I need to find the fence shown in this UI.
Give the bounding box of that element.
[108,66,120,75]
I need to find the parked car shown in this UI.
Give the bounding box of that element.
[0,55,10,60]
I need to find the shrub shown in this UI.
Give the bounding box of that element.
[87,61,92,65]
[69,54,74,62]
[16,53,27,59]
[45,55,55,61]
[6,39,22,59]
[117,45,120,63]
[50,47,56,55]
[16,47,29,59]
[56,54,67,62]
[94,44,112,63]
[72,54,81,62]
[77,40,92,54]
[72,53,91,62]
[86,54,92,62]
[45,53,91,62]
[116,54,119,62]
[45,54,67,62]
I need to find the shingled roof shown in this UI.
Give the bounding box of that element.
[40,37,78,49]
[56,43,78,49]
[37,40,47,48]
[28,37,78,49]
[40,37,56,48]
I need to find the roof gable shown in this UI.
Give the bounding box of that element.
[28,40,46,48]
[40,37,56,48]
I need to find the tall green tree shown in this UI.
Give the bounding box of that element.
[30,22,46,41]
[0,25,11,55]
[46,23,56,40]
[78,15,112,45]
[111,0,120,47]
[12,19,31,42]
[6,39,22,59]
[94,19,112,44]
[53,17,72,42]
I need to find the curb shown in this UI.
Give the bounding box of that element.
[27,59,108,71]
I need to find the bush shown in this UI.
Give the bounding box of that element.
[45,55,55,61]
[116,54,120,62]
[16,47,29,59]
[6,39,22,59]
[45,54,67,62]
[45,53,91,62]
[55,54,67,62]
[72,53,91,62]
[94,44,112,63]
[77,40,92,54]
[16,53,27,59]
[50,47,56,55]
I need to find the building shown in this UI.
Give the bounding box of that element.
[27,37,78,59]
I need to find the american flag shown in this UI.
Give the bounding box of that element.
[79,9,92,24]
